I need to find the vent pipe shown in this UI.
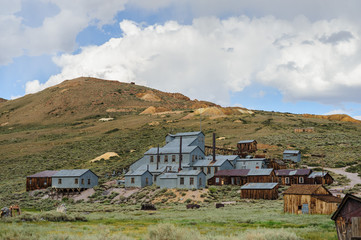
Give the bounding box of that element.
[178,136,182,172]
[212,132,216,163]
[156,145,160,170]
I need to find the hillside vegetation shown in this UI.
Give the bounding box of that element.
[0,77,361,205]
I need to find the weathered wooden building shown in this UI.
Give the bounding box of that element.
[267,159,287,170]
[283,150,301,163]
[209,168,276,186]
[26,170,58,191]
[276,169,311,185]
[52,169,98,191]
[307,171,334,185]
[240,182,278,200]
[237,140,257,156]
[283,185,341,214]
[331,194,361,240]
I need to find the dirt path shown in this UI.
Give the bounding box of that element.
[323,167,361,188]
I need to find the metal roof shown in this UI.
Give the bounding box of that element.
[241,182,278,190]
[177,170,203,176]
[238,140,256,144]
[283,150,300,154]
[27,170,59,178]
[275,169,311,176]
[247,168,274,176]
[283,184,329,195]
[308,171,327,178]
[52,169,95,177]
[215,169,250,177]
[125,169,152,176]
[192,158,229,167]
[145,145,198,155]
[237,158,266,162]
[205,155,239,161]
[169,131,203,137]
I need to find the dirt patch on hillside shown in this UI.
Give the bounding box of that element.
[257,144,278,150]
[136,91,162,102]
[154,189,208,203]
[302,114,361,123]
[90,152,119,163]
[184,107,254,119]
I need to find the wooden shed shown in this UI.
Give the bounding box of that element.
[283,185,341,214]
[275,169,312,185]
[331,194,361,240]
[241,182,278,200]
[237,140,257,156]
[306,171,334,185]
[26,170,58,191]
[210,168,276,186]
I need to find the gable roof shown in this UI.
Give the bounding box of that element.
[177,170,204,176]
[313,195,342,203]
[283,184,330,195]
[283,150,300,154]
[215,169,250,177]
[125,169,153,176]
[247,168,274,176]
[331,194,361,220]
[27,170,59,178]
[275,169,311,176]
[238,140,256,144]
[169,131,203,137]
[192,158,231,167]
[241,182,278,190]
[308,171,329,178]
[53,169,97,178]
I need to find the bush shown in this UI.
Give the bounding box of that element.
[147,223,202,240]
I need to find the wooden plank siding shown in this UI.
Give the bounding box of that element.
[241,188,278,200]
[26,177,52,191]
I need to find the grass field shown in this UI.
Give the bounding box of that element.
[0,200,337,240]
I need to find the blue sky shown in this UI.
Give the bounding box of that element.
[1,1,361,119]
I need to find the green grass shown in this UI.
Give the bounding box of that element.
[0,200,337,240]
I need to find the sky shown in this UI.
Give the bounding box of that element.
[1,0,361,119]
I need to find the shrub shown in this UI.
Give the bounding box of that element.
[147,223,202,240]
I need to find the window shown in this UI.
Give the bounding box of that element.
[299,177,304,184]
[207,167,211,174]
[145,177,149,185]
[200,167,204,172]
[150,156,154,163]
[44,180,47,186]
[193,167,197,170]
[214,167,218,173]
[180,177,184,185]
[215,178,219,183]
[81,179,84,185]
[298,205,302,210]
[29,179,32,185]
[131,177,135,184]
[88,179,91,185]
[199,177,202,186]
[75,179,78,184]
[58,179,62,184]
[190,177,194,185]
[164,155,168,163]
[192,155,195,162]
[285,177,290,184]
[172,155,176,162]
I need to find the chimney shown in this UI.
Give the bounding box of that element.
[212,132,216,163]
[156,145,160,170]
[178,136,182,172]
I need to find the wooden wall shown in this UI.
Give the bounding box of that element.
[26,177,52,191]
[241,188,278,200]
[278,175,308,185]
[284,193,339,214]
[306,174,333,185]
[237,141,257,155]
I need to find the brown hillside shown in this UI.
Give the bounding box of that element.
[0,98,7,103]
[0,77,219,125]
[302,114,361,124]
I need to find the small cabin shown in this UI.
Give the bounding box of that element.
[268,159,287,170]
[177,170,206,189]
[237,140,257,156]
[125,169,153,188]
[240,182,278,200]
[283,185,341,214]
[235,157,266,169]
[52,169,98,191]
[26,170,58,191]
[331,194,361,240]
[275,169,311,185]
[307,171,333,185]
[283,150,301,163]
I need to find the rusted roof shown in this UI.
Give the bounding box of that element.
[313,195,342,203]
[27,170,59,178]
[275,169,311,176]
[214,169,250,177]
[283,184,326,195]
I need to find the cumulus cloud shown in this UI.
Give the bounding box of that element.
[0,0,128,64]
[25,15,361,106]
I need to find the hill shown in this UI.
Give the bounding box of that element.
[0,77,361,207]
[0,97,7,103]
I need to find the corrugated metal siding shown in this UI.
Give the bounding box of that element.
[52,170,98,189]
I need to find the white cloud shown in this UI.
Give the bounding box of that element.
[324,109,348,115]
[25,15,361,106]
[0,0,128,64]
[353,116,361,120]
